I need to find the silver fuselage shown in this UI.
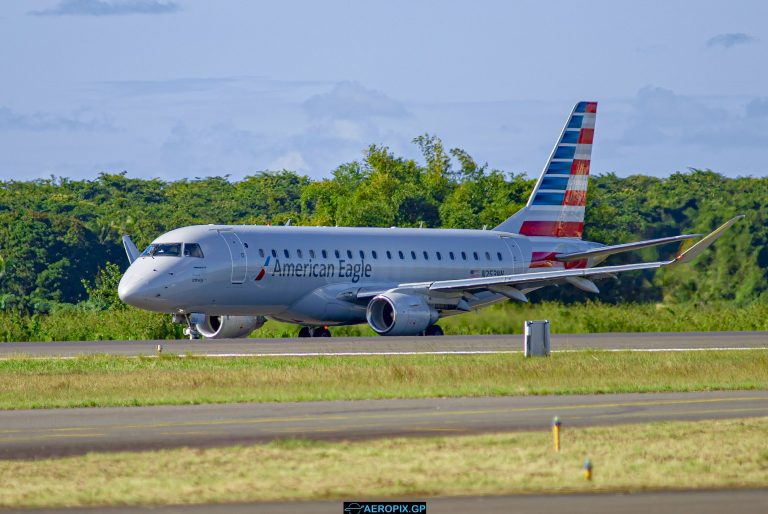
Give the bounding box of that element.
[118,225,604,325]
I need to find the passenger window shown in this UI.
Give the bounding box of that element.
[183,243,204,258]
[309,249,316,259]
[497,252,503,261]
[410,251,416,259]
[398,251,404,260]
[359,250,365,259]
[436,252,442,260]
[259,249,265,258]
[449,251,455,260]
[271,249,277,258]
[485,251,491,261]
[335,250,340,258]
[347,250,353,259]
[322,249,328,259]
[297,249,303,258]
[423,251,429,260]
[284,249,290,258]
[386,250,392,259]
[473,252,479,261]
[461,251,467,260]
[372,250,378,259]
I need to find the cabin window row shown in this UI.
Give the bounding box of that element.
[257,248,505,262]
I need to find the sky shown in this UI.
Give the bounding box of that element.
[1,0,767,182]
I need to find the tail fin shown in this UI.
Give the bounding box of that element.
[494,101,597,238]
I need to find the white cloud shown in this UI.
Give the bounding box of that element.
[269,151,308,172]
[30,0,179,16]
[0,106,114,132]
[303,81,408,120]
[706,33,757,49]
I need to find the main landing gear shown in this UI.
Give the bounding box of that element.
[298,326,332,338]
[422,325,444,336]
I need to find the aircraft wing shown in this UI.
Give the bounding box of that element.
[391,216,743,299]
[554,234,701,262]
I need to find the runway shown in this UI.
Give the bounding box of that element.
[1,331,766,357]
[1,391,765,460]
[21,489,768,514]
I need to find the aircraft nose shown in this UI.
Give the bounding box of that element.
[117,271,144,307]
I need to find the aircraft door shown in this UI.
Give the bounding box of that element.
[218,230,248,284]
[502,237,526,274]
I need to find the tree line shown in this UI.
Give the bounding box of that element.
[1,135,766,314]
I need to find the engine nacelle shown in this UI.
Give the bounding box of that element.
[366,293,439,336]
[195,315,265,339]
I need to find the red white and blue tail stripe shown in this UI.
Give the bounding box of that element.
[494,101,597,238]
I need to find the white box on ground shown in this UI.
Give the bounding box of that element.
[524,320,551,357]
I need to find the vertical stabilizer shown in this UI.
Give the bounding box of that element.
[494,101,597,238]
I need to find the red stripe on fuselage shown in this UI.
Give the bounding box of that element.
[530,251,587,269]
[520,221,584,238]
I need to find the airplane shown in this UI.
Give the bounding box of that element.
[118,101,742,339]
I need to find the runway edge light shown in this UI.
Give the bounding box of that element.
[583,459,593,481]
[552,416,561,452]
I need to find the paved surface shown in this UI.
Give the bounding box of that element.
[8,489,768,514]
[1,331,766,357]
[1,391,766,460]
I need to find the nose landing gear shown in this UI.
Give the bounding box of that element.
[176,313,201,340]
[298,326,332,338]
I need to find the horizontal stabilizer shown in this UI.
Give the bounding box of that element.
[555,234,701,262]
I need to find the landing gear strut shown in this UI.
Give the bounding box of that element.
[182,314,201,340]
[298,326,332,338]
[423,325,444,336]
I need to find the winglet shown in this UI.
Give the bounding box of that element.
[674,215,744,264]
[122,235,140,264]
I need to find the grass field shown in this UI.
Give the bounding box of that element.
[3,301,768,342]
[1,417,766,508]
[1,350,766,409]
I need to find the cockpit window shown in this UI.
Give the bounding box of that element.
[184,243,204,258]
[141,243,181,257]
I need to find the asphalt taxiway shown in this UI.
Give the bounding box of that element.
[0,331,766,357]
[19,489,768,514]
[1,391,765,460]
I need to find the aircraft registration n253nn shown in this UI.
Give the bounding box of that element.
[118,102,742,338]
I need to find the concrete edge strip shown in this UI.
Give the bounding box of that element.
[0,347,765,360]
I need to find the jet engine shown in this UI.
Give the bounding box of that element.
[366,293,439,336]
[195,315,266,339]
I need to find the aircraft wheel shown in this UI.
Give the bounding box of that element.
[298,326,311,338]
[424,325,444,336]
[313,327,331,338]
